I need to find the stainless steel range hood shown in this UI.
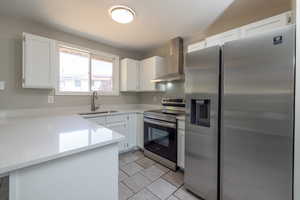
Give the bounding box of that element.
[152,37,184,82]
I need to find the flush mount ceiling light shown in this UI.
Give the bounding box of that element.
[109,5,135,24]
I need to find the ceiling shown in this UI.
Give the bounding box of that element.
[0,0,235,51]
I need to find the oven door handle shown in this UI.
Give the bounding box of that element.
[144,118,176,129]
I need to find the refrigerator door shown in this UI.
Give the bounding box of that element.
[185,46,221,200]
[222,25,295,200]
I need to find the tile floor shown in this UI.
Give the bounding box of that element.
[119,150,201,200]
[0,150,201,200]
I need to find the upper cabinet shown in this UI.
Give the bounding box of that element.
[206,28,242,48]
[187,41,206,53]
[121,58,140,92]
[140,56,166,92]
[187,11,292,53]
[121,56,166,92]
[241,12,292,37]
[22,33,56,89]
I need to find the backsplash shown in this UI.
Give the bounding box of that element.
[139,80,185,105]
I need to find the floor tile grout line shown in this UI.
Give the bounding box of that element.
[119,181,136,200]
[145,187,165,200]
[161,174,184,189]
[119,150,198,200]
[134,160,147,169]
[165,179,183,200]
[139,166,169,184]
[119,167,132,177]
[119,158,146,177]
[121,172,152,195]
[171,185,186,200]
[120,179,136,194]
[146,180,180,200]
[121,170,168,199]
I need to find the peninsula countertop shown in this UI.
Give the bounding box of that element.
[0,115,124,177]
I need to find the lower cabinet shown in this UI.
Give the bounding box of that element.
[86,113,143,152]
[106,121,129,151]
[127,113,144,150]
[136,113,144,149]
[128,114,137,149]
[177,120,185,169]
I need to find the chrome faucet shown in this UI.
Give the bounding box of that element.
[91,91,99,112]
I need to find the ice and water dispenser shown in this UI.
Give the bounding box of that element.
[190,99,211,127]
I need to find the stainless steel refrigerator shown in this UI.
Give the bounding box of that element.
[184,25,295,200]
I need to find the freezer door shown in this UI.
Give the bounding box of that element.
[222,25,295,200]
[185,46,221,200]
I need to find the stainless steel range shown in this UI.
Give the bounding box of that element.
[143,98,185,171]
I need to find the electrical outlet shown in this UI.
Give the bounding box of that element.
[0,81,5,90]
[48,96,54,104]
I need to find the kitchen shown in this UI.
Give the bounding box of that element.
[0,0,299,200]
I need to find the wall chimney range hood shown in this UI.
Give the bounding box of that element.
[152,37,184,82]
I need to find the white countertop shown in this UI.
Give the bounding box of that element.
[0,115,124,177]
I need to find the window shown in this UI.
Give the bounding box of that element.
[59,47,90,92]
[91,55,113,92]
[57,44,119,95]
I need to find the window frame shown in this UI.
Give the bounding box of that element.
[55,41,120,96]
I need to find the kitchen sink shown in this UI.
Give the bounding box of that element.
[79,110,118,116]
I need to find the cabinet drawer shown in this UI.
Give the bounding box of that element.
[106,115,128,123]
[178,120,185,130]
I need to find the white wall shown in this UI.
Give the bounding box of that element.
[0,16,142,110]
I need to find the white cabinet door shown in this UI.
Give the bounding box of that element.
[106,122,128,151]
[206,28,242,47]
[135,113,144,149]
[187,41,206,53]
[136,113,144,149]
[121,58,140,92]
[241,12,292,38]
[22,33,55,89]
[178,130,185,169]
[140,58,154,91]
[139,56,165,91]
[128,114,137,148]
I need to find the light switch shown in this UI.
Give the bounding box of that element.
[0,81,5,90]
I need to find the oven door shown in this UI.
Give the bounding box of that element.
[144,118,177,163]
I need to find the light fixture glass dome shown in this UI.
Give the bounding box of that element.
[109,5,135,24]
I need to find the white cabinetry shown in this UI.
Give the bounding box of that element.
[86,113,144,152]
[187,11,292,52]
[241,12,292,38]
[107,121,128,151]
[177,119,185,169]
[106,115,129,152]
[187,41,206,53]
[136,113,144,149]
[121,56,165,92]
[121,58,140,92]
[206,28,242,47]
[86,114,130,152]
[139,56,166,91]
[22,33,56,89]
[128,114,137,148]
